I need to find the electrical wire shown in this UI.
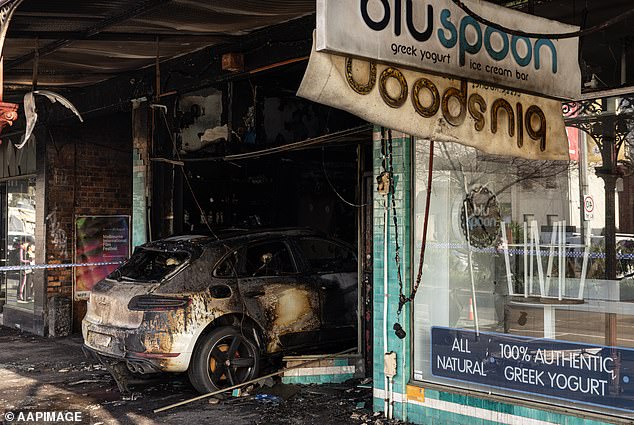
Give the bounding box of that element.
[159,109,220,240]
[451,0,634,39]
[321,146,367,208]
[178,124,372,163]
[398,138,434,314]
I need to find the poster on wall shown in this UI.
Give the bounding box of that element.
[431,327,634,411]
[74,215,130,301]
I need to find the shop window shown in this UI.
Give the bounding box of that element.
[4,178,36,311]
[412,140,634,418]
[547,214,559,226]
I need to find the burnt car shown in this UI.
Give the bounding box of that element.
[82,228,357,393]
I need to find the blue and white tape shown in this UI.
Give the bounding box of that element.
[425,242,634,260]
[0,261,122,272]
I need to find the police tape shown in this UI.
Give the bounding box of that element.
[0,261,123,272]
[425,242,634,260]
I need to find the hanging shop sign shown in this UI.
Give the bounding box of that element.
[460,186,501,248]
[432,327,634,411]
[298,41,570,160]
[316,0,580,100]
[74,215,130,301]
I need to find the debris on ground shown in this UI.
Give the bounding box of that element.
[255,393,283,404]
[0,327,406,425]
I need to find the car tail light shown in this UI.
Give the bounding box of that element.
[128,295,191,311]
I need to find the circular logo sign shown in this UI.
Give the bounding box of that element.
[460,186,502,249]
[584,195,594,213]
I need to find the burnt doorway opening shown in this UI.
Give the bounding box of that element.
[150,63,375,377]
[175,138,374,374]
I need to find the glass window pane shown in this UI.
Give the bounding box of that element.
[412,138,634,418]
[5,178,36,311]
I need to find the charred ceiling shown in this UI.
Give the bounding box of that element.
[4,0,314,89]
[2,0,633,103]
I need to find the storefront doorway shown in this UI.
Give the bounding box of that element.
[0,178,37,314]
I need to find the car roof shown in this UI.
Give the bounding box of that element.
[143,227,328,252]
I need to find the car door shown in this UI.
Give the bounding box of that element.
[236,239,321,353]
[295,237,358,345]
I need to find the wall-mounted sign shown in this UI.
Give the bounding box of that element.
[584,194,594,221]
[460,186,501,248]
[74,215,130,301]
[298,40,570,160]
[432,327,634,412]
[316,0,580,100]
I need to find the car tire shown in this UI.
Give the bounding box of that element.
[188,326,260,394]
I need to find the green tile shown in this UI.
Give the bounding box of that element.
[438,392,453,402]
[424,389,440,399]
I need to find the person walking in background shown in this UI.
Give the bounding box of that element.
[17,241,31,303]
[26,243,35,301]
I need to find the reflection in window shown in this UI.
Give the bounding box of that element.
[5,178,36,311]
[411,139,634,412]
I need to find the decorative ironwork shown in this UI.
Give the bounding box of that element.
[562,95,634,174]
[563,93,634,285]
[0,100,17,132]
[0,0,23,136]
[0,0,22,59]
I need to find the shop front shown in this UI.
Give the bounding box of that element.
[0,137,43,335]
[363,127,634,425]
[298,0,634,423]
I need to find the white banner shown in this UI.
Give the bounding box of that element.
[298,42,570,161]
[317,0,580,100]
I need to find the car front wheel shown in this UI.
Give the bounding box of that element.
[188,326,260,394]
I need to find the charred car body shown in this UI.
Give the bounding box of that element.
[82,229,358,393]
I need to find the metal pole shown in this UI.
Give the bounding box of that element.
[154,348,357,413]
[462,200,480,336]
[579,131,589,238]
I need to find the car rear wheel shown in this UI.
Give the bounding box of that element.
[188,326,260,394]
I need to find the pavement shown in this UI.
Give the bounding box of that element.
[0,326,401,425]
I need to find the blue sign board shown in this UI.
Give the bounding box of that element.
[431,327,634,411]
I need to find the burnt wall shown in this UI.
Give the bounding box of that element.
[45,113,132,334]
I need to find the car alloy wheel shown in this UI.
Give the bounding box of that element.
[189,326,260,393]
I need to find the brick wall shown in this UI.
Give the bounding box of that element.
[45,115,132,329]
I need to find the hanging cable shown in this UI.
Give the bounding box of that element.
[322,146,367,208]
[159,110,220,240]
[386,131,405,321]
[398,139,434,314]
[450,0,634,39]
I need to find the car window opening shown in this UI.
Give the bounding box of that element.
[110,249,190,283]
